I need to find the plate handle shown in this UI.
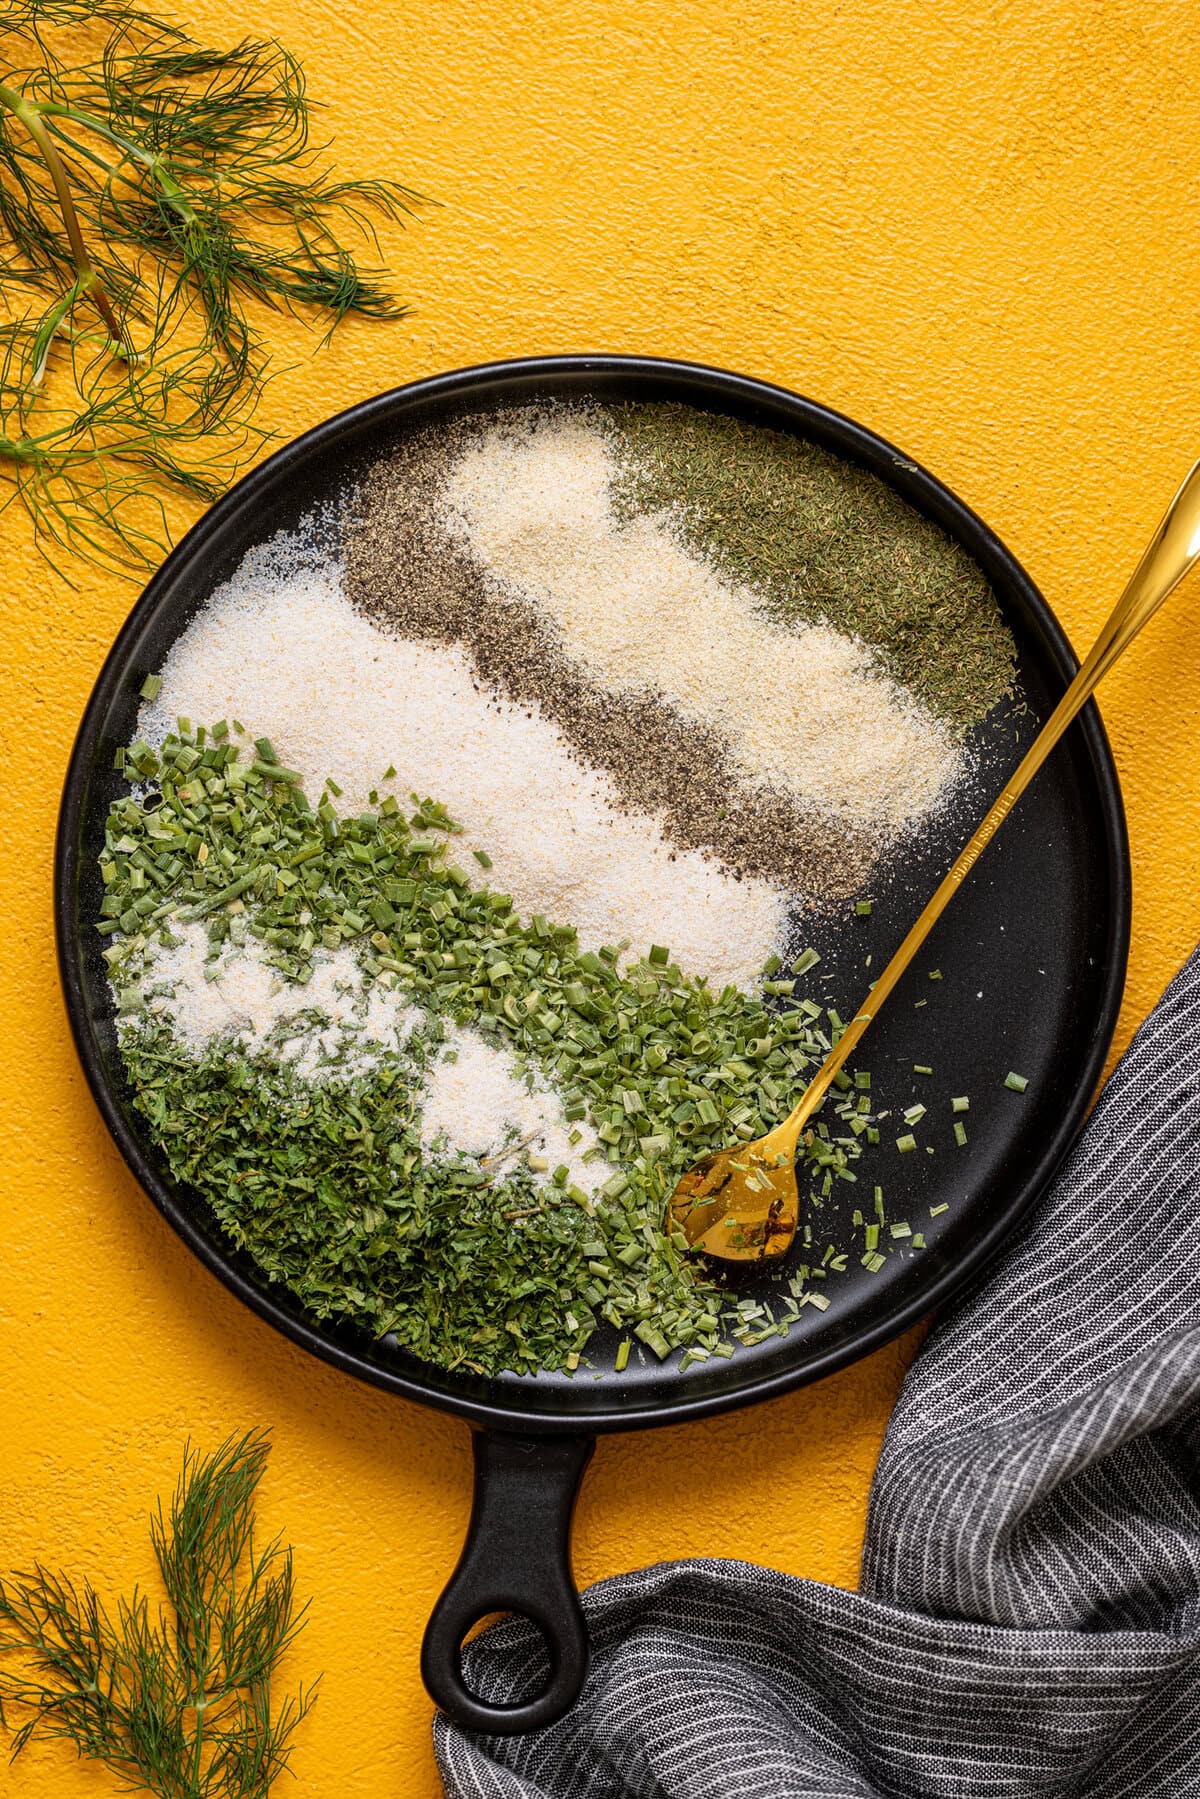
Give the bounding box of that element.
[421,1430,595,1734]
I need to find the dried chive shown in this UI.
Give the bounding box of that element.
[99,724,889,1378]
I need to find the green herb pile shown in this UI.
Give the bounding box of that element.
[608,403,1016,733]
[0,1,419,573]
[0,1431,315,1797]
[99,719,878,1377]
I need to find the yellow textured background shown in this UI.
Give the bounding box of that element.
[4,2,1200,1792]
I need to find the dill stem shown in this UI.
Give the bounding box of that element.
[0,82,123,343]
[0,431,121,461]
[189,1692,206,1794]
[0,434,43,461]
[185,1632,215,1794]
[40,102,199,223]
[31,280,82,383]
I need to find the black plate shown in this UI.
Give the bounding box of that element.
[56,355,1129,1434]
[57,357,1130,1732]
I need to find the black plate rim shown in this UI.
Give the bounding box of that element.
[54,351,1131,1434]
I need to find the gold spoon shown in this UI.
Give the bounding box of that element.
[669,459,1200,1262]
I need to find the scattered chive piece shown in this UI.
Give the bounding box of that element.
[1004,1071,1029,1093]
[614,1339,631,1373]
[913,1064,932,1076]
[473,849,493,869]
[862,1251,886,1272]
[914,998,927,1009]
[928,969,942,981]
[954,1121,968,1146]
[890,1221,911,1239]
[790,948,820,976]
[930,1203,949,1217]
[951,1095,970,1114]
[896,1133,917,1153]
[249,760,303,784]
[903,1103,926,1125]
[855,900,872,916]
[648,944,669,966]
[139,673,162,701]
[911,1233,926,1249]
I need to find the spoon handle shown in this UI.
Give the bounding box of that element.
[775,458,1200,1153]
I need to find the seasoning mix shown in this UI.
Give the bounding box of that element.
[98,402,1019,1377]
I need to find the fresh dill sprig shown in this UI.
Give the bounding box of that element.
[0,2,422,574]
[0,1431,318,1796]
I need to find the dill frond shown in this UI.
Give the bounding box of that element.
[0,1,422,574]
[0,1430,318,1797]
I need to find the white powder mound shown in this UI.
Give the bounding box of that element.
[130,931,609,1191]
[420,1025,608,1196]
[126,922,422,1081]
[440,412,962,837]
[138,544,784,991]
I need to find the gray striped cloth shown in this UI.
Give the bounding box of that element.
[436,948,1200,1798]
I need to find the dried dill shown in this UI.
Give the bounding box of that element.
[0,1,421,573]
[607,402,1016,733]
[0,1431,316,1796]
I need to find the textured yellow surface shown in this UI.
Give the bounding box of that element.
[4,2,1200,1792]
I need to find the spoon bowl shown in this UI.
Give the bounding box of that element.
[669,1129,799,1260]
